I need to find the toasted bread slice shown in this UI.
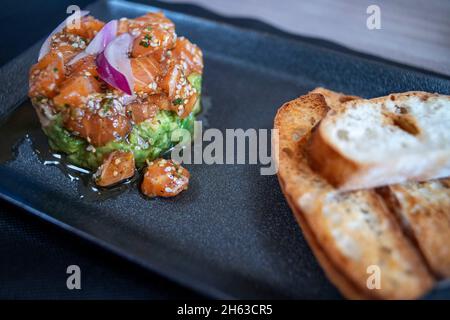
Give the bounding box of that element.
[378,180,450,278]
[310,87,359,108]
[308,92,450,191]
[313,88,450,280]
[274,93,434,299]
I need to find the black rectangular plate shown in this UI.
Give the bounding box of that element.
[0,0,449,299]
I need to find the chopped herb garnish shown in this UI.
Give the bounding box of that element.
[101,98,114,112]
[146,26,152,31]
[53,67,59,73]
[172,98,183,105]
[139,34,153,48]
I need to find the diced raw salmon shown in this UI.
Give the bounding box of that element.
[146,94,171,110]
[172,37,203,74]
[131,55,161,94]
[159,62,184,98]
[126,99,159,124]
[118,12,175,35]
[29,52,65,98]
[66,16,105,40]
[53,75,102,107]
[141,158,189,198]
[117,12,175,34]
[30,11,204,149]
[176,92,198,118]
[68,55,99,78]
[95,151,135,187]
[134,12,175,30]
[159,61,198,118]
[131,26,176,59]
[54,44,81,63]
[64,109,131,146]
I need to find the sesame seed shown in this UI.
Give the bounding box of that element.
[86,145,96,153]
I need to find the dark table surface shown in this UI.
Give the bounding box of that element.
[0,0,202,300]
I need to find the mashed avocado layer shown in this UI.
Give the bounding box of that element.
[42,75,201,170]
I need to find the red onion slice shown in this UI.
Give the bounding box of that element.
[69,19,118,65]
[38,10,89,61]
[96,33,134,95]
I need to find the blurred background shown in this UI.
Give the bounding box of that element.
[161,0,450,76]
[2,0,449,74]
[0,0,449,299]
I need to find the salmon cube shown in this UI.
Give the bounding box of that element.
[53,75,101,107]
[95,151,135,187]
